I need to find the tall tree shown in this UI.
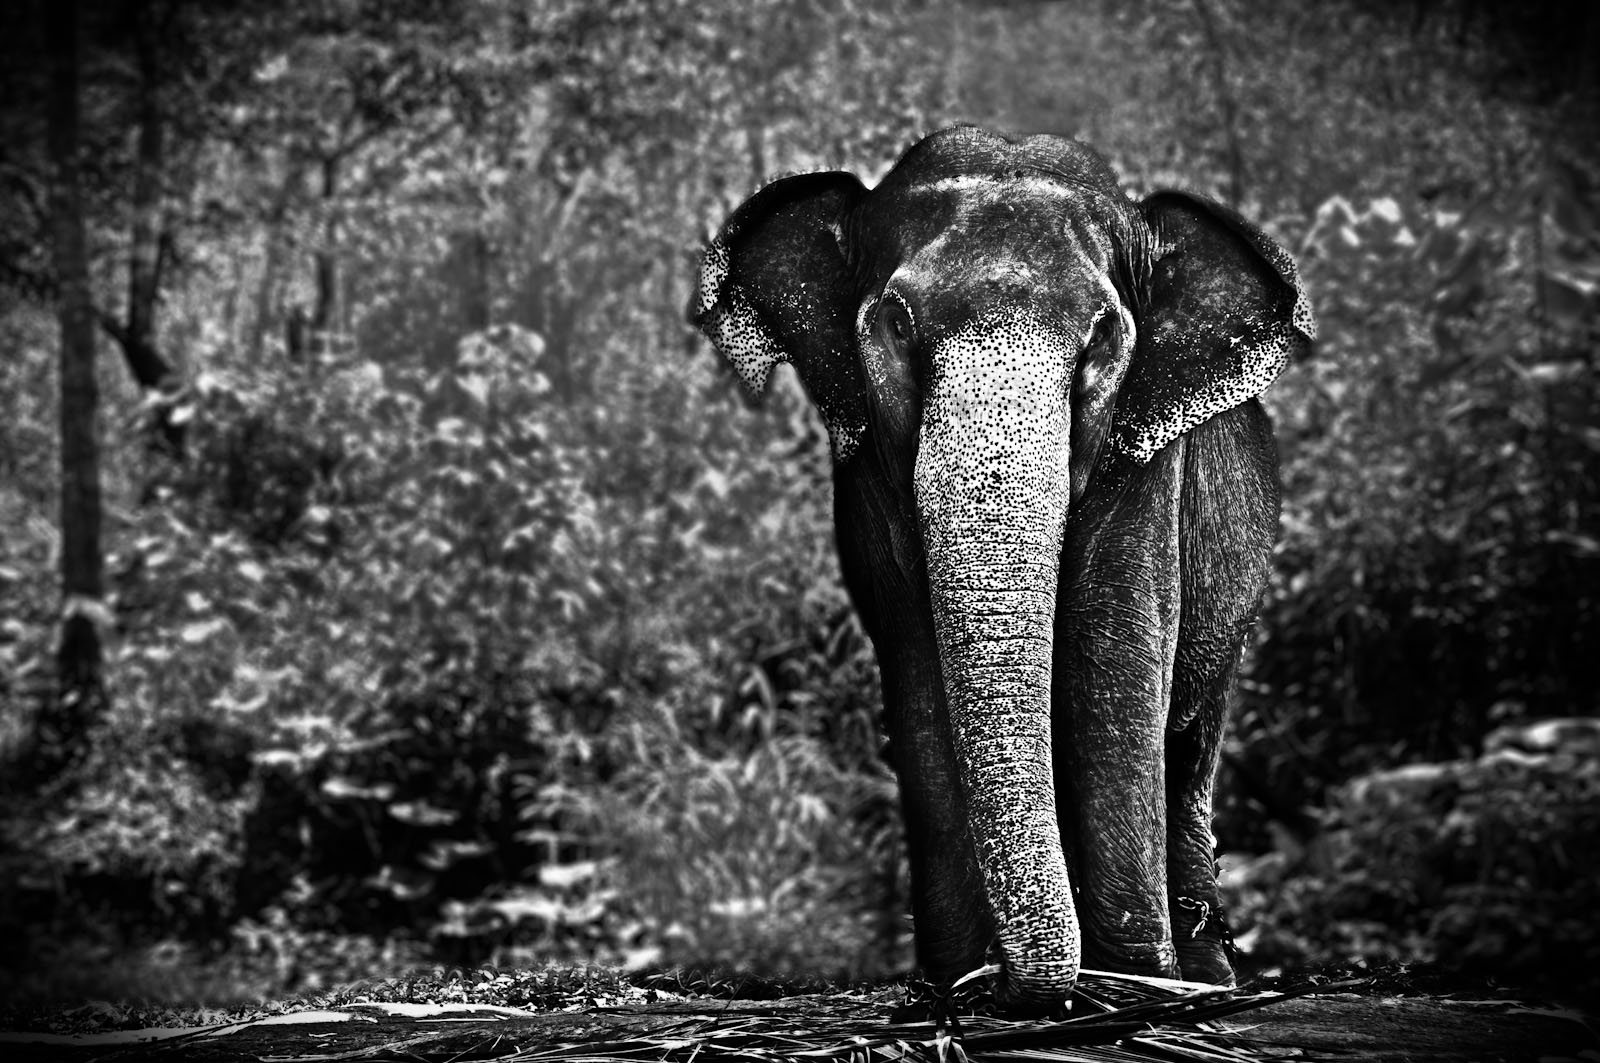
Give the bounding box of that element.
[98,0,184,452]
[1,0,188,453]
[44,0,107,774]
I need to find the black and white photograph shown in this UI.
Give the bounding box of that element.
[0,1,1596,1059]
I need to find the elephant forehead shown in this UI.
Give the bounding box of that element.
[878,175,1117,251]
[882,125,1122,194]
[870,179,1122,330]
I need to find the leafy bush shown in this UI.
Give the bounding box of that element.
[597,710,904,978]
[1226,175,1600,848]
[2,316,901,980]
[1,742,253,942]
[1225,718,1600,987]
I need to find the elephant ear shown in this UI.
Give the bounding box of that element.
[691,171,869,461]
[1109,191,1316,464]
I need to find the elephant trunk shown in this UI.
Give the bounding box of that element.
[914,314,1078,1009]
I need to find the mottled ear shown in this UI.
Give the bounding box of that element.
[1109,191,1315,464]
[691,171,869,462]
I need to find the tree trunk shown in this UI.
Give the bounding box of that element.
[87,0,185,454]
[125,0,170,384]
[45,0,107,777]
[252,158,304,364]
[1192,0,1246,208]
[310,153,340,358]
[462,228,491,333]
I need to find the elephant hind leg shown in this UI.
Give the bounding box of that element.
[1165,699,1236,984]
[1166,399,1278,985]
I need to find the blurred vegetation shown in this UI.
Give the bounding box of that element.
[0,0,1596,1007]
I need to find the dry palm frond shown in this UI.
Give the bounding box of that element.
[299,969,1337,1063]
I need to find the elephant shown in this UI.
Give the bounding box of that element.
[690,125,1314,1011]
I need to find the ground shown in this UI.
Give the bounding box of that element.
[0,967,1593,1063]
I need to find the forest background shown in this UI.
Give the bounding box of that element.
[1,0,1598,1009]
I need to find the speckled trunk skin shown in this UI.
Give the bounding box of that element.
[914,313,1080,1007]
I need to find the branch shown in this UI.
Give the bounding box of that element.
[1192,0,1246,207]
[97,308,177,391]
[0,161,51,227]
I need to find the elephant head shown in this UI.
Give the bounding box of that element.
[691,125,1313,1008]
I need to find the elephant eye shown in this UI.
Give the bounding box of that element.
[877,297,915,354]
[1085,308,1118,355]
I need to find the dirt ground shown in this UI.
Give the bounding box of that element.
[0,985,1594,1063]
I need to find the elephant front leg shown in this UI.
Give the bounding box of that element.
[880,647,996,982]
[835,468,996,985]
[1054,443,1185,978]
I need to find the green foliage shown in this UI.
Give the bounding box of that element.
[600,715,903,977]
[1225,719,1600,988]
[2,741,253,939]
[1227,166,1600,836]
[2,305,896,980]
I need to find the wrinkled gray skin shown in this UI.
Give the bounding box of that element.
[691,126,1315,1011]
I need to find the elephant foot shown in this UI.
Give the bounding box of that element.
[893,967,1071,1022]
[1172,894,1237,985]
[1175,942,1236,985]
[1082,937,1179,979]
